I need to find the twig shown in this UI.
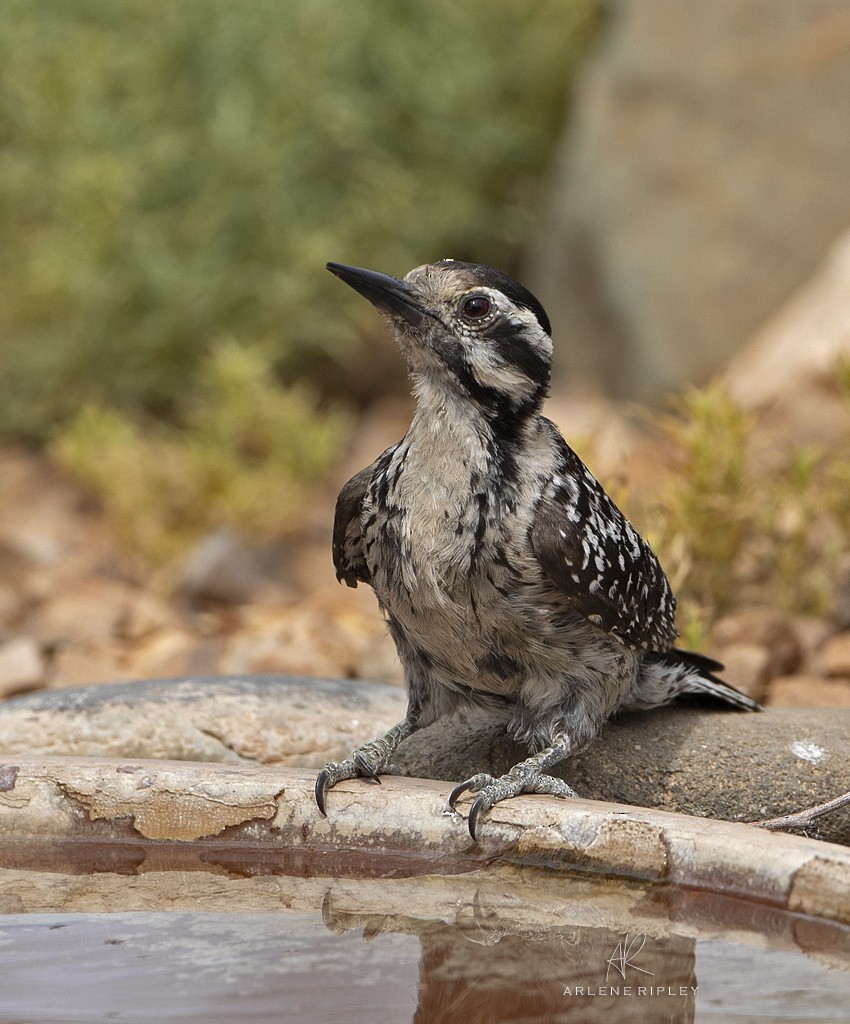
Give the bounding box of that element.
[753,790,850,837]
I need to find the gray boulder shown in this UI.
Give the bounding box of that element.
[529,1,850,396]
[0,674,847,844]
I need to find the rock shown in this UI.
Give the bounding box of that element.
[399,704,850,846]
[0,585,25,630]
[180,530,281,606]
[220,604,398,684]
[791,616,836,672]
[833,555,850,630]
[528,2,850,397]
[0,674,847,845]
[0,675,408,767]
[710,608,802,676]
[0,636,46,696]
[0,523,62,570]
[724,231,850,444]
[3,760,850,938]
[353,631,404,686]
[126,629,200,679]
[221,631,298,676]
[3,759,849,930]
[116,593,176,642]
[32,579,136,646]
[821,631,850,678]
[711,642,771,702]
[49,642,135,689]
[769,675,850,708]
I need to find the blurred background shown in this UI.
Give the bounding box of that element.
[1,0,849,707]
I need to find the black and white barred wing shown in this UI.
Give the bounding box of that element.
[530,440,677,651]
[332,444,402,588]
[332,464,373,588]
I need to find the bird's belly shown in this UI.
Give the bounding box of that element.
[363,494,637,703]
[370,545,593,696]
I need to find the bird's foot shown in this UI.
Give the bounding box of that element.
[448,763,577,840]
[315,741,401,815]
[315,718,415,815]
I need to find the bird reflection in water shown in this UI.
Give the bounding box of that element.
[321,891,697,1024]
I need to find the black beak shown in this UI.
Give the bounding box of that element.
[326,262,429,323]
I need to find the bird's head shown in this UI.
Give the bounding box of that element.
[327,259,553,426]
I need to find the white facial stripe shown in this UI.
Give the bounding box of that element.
[467,340,540,399]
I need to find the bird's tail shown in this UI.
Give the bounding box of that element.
[648,648,763,711]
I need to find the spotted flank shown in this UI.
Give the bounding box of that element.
[530,425,677,651]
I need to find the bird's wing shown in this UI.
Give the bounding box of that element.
[332,464,375,588]
[530,435,677,650]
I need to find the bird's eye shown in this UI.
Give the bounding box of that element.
[460,295,492,320]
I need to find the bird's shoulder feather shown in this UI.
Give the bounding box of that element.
[332,444,400,587]
[332,465,374,588]
[530,424,677,650]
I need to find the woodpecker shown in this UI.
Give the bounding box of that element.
[317,259,759,839]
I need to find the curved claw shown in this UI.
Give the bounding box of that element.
[315,769,331,816]
[448,779,476,812]
[468,797,488,841]
[353,751,383,781]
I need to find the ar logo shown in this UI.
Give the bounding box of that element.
[606,933,656,981]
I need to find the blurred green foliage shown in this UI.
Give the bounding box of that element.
[52,343,348,563]
[649,383,754,620]
[0,0,598,440]
[635,370,850,646]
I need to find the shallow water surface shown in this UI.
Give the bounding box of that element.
[0,905,847,1024]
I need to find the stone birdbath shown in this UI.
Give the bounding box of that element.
[0,674,848,1021]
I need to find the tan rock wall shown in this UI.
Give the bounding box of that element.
[530,1,850,395]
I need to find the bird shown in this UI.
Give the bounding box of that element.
[316,259,760,840]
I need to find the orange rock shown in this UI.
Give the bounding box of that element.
[117,593,178,642]
[712,643,772,702]
[767,675,850,708]
[49,641,136,688]
[821,631,850,679]
[0,584,25,630]
[790,615,835,672]
[127,629,199,679]
[710,608,801,676]
[0,635,46,696]
[32,579,137,645]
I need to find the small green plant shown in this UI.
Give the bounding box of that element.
[630,370,850,641]
[644,382,756,616]
[825,358,850,529]
[52,343,348,564]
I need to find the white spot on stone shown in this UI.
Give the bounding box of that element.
[790,740,826,764]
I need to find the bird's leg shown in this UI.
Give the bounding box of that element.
[448,739,577,840]
[315,714,420,815]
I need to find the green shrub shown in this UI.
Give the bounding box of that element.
[631,372,850,644]
[0,0,598,439]
[646,383,754,616]
[51,343,348,564]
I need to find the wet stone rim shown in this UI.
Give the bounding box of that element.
[0,757,847,926]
